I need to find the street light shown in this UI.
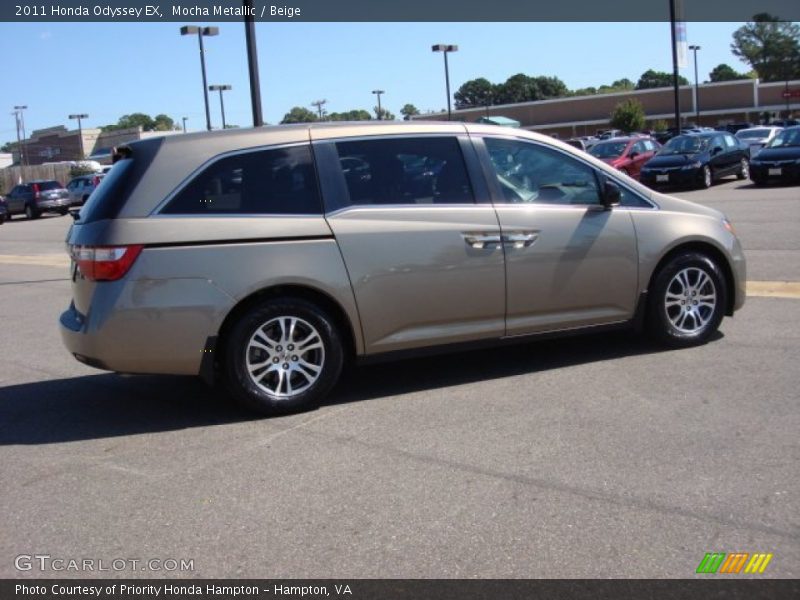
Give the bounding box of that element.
[13,105,27,166]
[209,84,232,129]
[69,113,88,159]
[431,44,458,121]
[180,25,219,131]
[311,99,327,121]
[689,44,701,126]
[372,90,385,120]
[182,117,188,133]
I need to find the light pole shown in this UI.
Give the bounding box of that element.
[372,89,385,120]
[431,44,458,121]
[69,113,88,159]
[689,45,701,126]
[182,117,188,133]
[209,84,232,129]
[180,25,219,131]
[311,99,327,121]
[243,0,263,127]
[14,105,27,166]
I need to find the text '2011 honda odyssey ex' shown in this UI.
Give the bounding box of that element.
[60,122,746,415]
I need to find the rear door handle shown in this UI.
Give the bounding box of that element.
[463,233,502,249]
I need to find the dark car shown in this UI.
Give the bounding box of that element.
[588,136,660,180]
[640,132,750,190]
[4,180,71,219]
[0,195,8,224]
[749,125,800,186]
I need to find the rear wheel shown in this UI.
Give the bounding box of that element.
[647,252,727,347]
[25,205,40,220]
[736,158,749,180]
[224,298,344,415]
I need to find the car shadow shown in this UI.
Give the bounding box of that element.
[3,213,68,224]
[0,330,716,446]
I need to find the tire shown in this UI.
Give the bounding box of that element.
[25,205,40,220]
[699,165,713,189]
[647,252,727,347]
[736,158,749,180]
[224,297,344,415]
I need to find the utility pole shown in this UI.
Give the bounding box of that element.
[311,99,327,121]
[243,0,263,127]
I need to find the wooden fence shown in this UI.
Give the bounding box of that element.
[1,165,75,195]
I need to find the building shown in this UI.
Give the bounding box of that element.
[414,78,800,138]
[8,125,181,166]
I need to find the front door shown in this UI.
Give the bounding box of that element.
[477,135,639,336]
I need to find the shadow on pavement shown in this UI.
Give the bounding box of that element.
[0,330,696,446]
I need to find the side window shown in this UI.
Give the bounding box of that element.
[631,141,646,155]
[618,187,652,208]
[162,145,321,215]
[723,134,737,148]
[484,137,601,205]
[333,136,474,206]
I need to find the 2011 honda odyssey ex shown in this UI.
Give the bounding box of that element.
[60,122,746,414]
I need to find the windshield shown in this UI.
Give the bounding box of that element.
[736,129,773,140]
[766,128,800,148]
[660,136,709,155]
[589,142,628,159]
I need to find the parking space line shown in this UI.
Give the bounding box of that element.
[0,254,70,268]
[746,281,800,299]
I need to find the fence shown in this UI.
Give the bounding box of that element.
[1,164,75,195]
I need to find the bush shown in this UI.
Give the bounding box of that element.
[610,99,646,133]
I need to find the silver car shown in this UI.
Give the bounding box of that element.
[60,122,746,415]
[66,173,105,207]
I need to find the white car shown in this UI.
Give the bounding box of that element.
[735,126,782,157]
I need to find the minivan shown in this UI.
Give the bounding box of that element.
[60,122,746,415]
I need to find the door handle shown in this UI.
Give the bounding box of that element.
[503,232,539,248]
[463,233,502,249]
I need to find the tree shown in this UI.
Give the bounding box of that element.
[1,141,14,152]
[651,119,670,132]
[454,77,495,109]
[708,63,750,82]
[731,14,800,82]
[373,107,396,121]
[610,99,646,133]
[636,69,689,89]
[280,107,318,124]
[494,73,540,104]
[328,109,372,121]
[101,113,155,132]
[532,75,569,99]
[152,114,177,131]
[400,104,420,120]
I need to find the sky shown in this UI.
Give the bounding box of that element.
[0,21,753,142]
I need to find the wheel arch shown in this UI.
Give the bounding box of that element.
[646,241,736,316]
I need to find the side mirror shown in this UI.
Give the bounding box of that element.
[602,180,621,209]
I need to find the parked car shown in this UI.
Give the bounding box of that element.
[749,125,800,186]
[0,195,7,224]
[60,122,746,415]
[588,136,661,180]
[5,180,71,219]
[769,119,799,128]
[735,126,782,157]
[66,173,105,206]
[640,132,750,189]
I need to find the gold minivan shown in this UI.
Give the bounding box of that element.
[60,122,746,414]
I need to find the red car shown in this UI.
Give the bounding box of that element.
[588,136,660,180]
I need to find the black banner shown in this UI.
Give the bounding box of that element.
[2,0,800,22]
[3,580,800,600]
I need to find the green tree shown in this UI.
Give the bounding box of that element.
[532,75,569,99]
[152,114,177,131]
[610,99,646,133]
[400,104,420,120]
[636,69,689,89]
[101,113,155,132]
[494,74,540,104]
[454,77,495,108]
[374,107,396,121]
[731,14,800,82]
[651,119,670,132]
[328,109,372,121]
[571,87,597,96]
[1,141,14,152]
[280,107,318,124]
[708,63,750,82]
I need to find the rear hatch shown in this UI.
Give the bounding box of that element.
[34,181,69,202]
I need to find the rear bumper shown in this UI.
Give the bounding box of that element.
[37,198,71,212]
[59,277,235,376]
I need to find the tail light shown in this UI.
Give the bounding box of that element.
[70,244,144,281]
[93,176,101,186]
[32,183,41,200]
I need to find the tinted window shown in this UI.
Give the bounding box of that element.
[163,145,321,215]
[34,181,62,191]
[485,137,601,205]
[333,137,474,206]
[589,142,627,158]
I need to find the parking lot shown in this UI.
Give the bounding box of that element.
[0,179,798,578]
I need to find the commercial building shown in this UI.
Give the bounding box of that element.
[415,78,800,138]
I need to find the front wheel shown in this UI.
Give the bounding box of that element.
[224,298,344,415]
[647,252,727,347]
[699,165,713,189]
[736,158,749,180]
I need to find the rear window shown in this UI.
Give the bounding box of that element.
[34,181,63,191]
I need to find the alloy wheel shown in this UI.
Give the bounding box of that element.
[664,267,717,334]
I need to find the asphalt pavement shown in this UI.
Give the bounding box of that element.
[0,179,798,578]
